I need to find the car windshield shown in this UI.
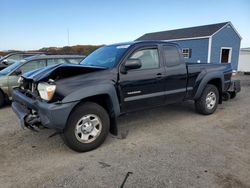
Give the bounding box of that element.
[0,60,25,75]
[80,45,129,68]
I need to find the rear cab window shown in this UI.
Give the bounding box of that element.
[163,45,181,67]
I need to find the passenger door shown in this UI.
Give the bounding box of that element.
[118,46,166,113]
[8,60,46,96]
[162,45,188,103]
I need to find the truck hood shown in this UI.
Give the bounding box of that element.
[22,63,107,82]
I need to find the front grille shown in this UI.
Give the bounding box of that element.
[20,79,39,99]
[21,79,33,90]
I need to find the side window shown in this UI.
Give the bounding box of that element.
[67,58,82,64]
[47,59,67,66]
[20,60,46,73]
[7,54,22,60]
[163,46,181,67]
[129,49,159,70]
[6,54,23,64]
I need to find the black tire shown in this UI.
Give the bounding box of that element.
[62,102,110,152]
[229,91,237,99]
[0,91,5,108]
[195,84,219,115]
[222,92,230,101]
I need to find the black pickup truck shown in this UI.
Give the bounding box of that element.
[12,41,240,152]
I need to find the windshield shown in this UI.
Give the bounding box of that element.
[0,60,24,75]
[80,45,129,68]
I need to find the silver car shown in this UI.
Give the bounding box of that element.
[0,55,84,107]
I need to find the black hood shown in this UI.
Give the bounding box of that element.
[22,63,107,82]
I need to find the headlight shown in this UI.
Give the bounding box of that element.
[37,82,56,101]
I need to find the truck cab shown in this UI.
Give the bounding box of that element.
[118,43,188,112]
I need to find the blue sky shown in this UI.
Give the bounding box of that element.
[0,0,249,50]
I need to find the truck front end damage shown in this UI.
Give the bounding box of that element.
[12,87,77,131]
[12,63,107,131]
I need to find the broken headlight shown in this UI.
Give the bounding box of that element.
[37,82,56,101]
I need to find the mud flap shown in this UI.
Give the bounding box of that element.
[110,116,129,139]
[228,80,241,93]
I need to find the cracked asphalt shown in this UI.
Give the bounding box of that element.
[0,75,250,188]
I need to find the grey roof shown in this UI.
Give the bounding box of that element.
[136,22,229,41]
[24,54,85,61]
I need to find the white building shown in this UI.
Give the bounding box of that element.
[238,48,250,72]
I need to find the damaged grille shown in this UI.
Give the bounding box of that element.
[19,78,39,99]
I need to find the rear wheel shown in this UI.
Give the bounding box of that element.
[229,91,237,99]
[0,91,5,108]
[195,84,219,115]
[62,102,110,152]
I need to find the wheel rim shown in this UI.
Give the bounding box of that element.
[75,114,102,143]
[206,91,216,110]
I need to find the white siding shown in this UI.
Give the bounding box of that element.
[238,50,250,72]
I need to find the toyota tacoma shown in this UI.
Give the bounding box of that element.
[11,41,241,152]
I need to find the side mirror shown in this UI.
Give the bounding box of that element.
[2,59,9,65]
[124,59,142,70]
[14,69,22,76]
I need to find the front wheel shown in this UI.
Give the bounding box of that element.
[195,84,219,115]
[62,102,110,152]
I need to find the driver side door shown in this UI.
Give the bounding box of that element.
[118,46,166,113]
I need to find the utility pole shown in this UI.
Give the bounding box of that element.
[67,28,70,46]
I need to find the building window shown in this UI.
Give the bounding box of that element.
[220,47,232,63]
[182,48,191,58]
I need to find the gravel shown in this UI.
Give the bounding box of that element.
[0,75,250,188]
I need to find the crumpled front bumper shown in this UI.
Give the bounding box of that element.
[12,88,78,130]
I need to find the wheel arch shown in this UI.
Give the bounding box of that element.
[207,78,223,104]
[63,84,120,135]
[194,72,224,104]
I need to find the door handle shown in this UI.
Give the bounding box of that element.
[156,73,163,79]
